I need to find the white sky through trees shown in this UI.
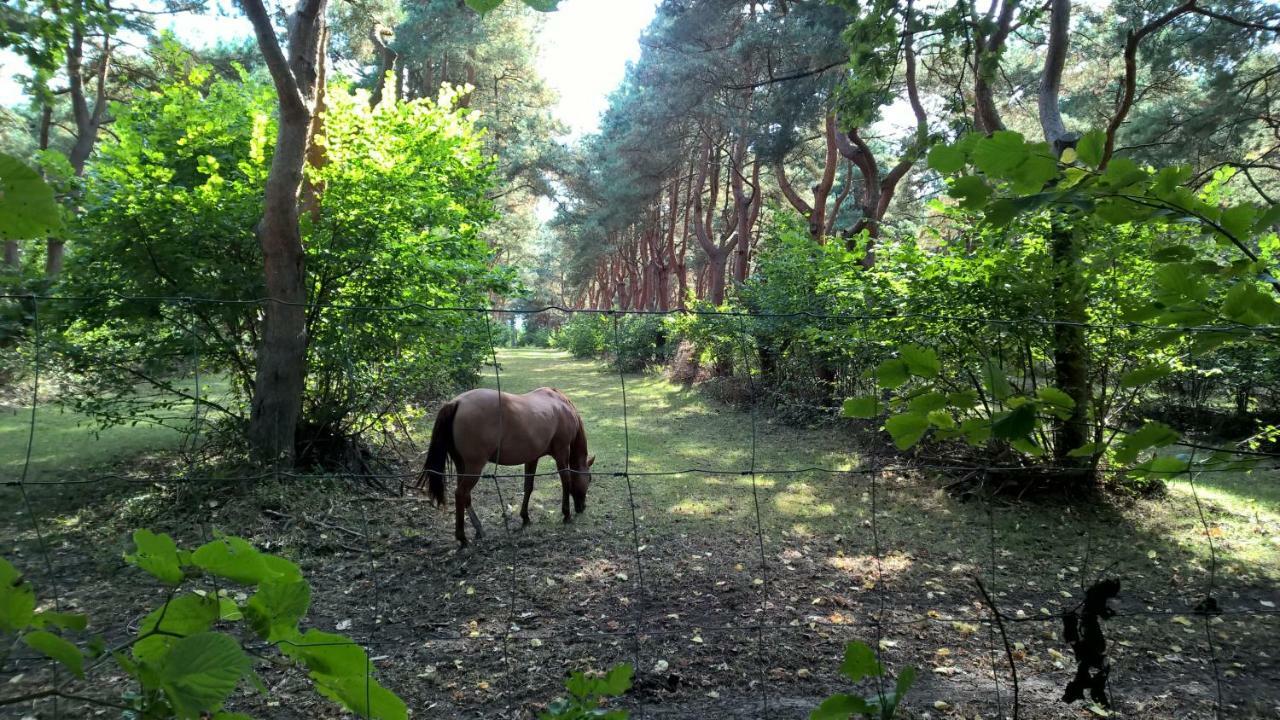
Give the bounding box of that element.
[0,0,658,139]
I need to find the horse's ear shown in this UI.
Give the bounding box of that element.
[587,454,595,467]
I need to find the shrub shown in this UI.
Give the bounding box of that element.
[0,530,406,718]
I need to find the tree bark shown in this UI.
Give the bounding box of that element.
[242,0,329,466]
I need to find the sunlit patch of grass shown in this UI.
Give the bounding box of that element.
[773,481,836,517]
[668,497,733,517]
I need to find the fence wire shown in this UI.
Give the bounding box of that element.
[2,295,1278,720]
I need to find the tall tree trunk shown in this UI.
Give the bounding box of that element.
[50,11,112,277]
[242,0,329,466]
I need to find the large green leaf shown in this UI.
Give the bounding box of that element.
[838,641,883,683]
[972,131,1028,176]
[885,412,930,450]
[992,403,1036,440]
[1119,364,1172,389]
[158,632,251,718]
[24,630,85,678]
[948,175,992,210]
[310,673,408,720]
[134,593,236,666]
[842,395,880,419]
[926,143,966,174]
[464,0,503,11]
[1074,129,1106,168]
[0,152,62,240]
[810,693,873,719]
[0,558,36,632]
[245,579,310,643]
[899,344,940,378]
[125,529,186,585]
[874,358,911,389]
[1115,421,1180,464]
[192,536,300,586]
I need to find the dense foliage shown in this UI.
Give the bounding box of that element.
[47,64,507,456]
[1,531,405,718]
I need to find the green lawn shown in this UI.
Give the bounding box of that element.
[0,377,231,482]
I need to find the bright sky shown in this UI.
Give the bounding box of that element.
[0,0,657,139]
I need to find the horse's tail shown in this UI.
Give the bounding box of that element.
[421,401,458,506]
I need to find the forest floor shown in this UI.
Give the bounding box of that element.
[2,348,1278,719]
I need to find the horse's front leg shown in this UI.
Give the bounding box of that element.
[556,457,573,524]
[520,459,538,527]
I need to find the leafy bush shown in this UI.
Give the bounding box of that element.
[811,641,915,719]
[552,313,671,372]
[552,314,609,359]
[539,663,632,719]
[50,63,509,458]
[0,530,406,719]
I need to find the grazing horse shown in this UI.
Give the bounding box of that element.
[417,387,595,546]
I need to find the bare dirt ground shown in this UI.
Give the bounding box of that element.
[3,349,1278,719]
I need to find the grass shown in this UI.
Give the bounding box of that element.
[0,377,232,482]
[478,348,1280,584]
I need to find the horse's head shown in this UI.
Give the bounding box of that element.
[571,453,594,513]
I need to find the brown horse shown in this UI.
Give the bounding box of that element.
[417,387,594,546]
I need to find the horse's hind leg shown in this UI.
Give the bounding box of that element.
[520,460,537,527]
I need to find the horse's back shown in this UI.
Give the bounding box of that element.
[448,387,577,464]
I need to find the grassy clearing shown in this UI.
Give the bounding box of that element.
[479,349,1280,585]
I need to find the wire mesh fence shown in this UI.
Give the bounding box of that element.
[2,294,1279,719]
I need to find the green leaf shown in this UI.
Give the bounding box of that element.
[0,558,36,632]
[1115,421,1180,464]
[838,641,883,683]
[982,359,1013,400]
[600,663,633,696]
[926,144,966,174]
[1075,130,1106,168]
[1067,442,1104,458]
[972,130,1028,176]
[1151,245,1196,263]
[842,395,880,419]
[245,580,311,644]
[907,391,947,414]
[1119,364,1173,389]
[948,175,992,210]
[810,693,873,720]
[126,529,186,585]
[947,389,979,409]
[886,666,917,714]
[158,632,251,718]
[874,359,911,389]
[1010,437,1046,457]
[192,536,300,586]
[0,152,63,240]
[992,403,1036,440]
[280,629,368,678]
[310,673,408,720]
[23,630,85,678]
[464,0,503,12]
[33,610,88,631]
[134,593,233,666]
[1133,455,1190,476]
[1035,387,1076,414]
[900,344,940,378]
[884,412,930,450]
[1221,281,1280,325]
[1009,146,1058,193]
[960,417,992,445]
[1219,204,1257,239]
